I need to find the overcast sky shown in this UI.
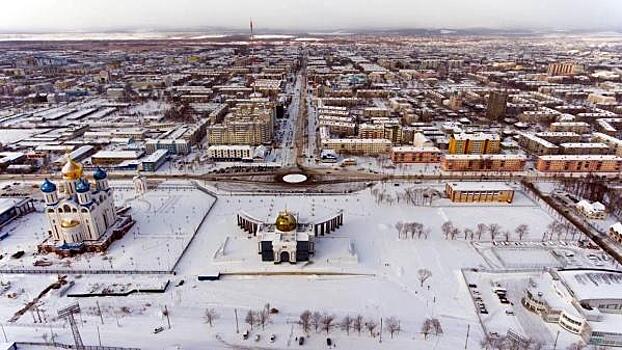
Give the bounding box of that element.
[1,0,621,33]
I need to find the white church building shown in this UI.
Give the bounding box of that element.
[39,157,126,252]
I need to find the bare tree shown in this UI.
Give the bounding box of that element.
[503,230,511,242]
[204,308,219,327]
[450,227,460,240]
[566,342,586,350]
[412,222,424,239]
[488,223,502,241]
[257,308,270,330]
[311,311,322,333]
[421,319,433,340]
[340,315,353,335]
[384,317,401,338]
[431,318,443,335]
[480,334,495,350]
[418,268,432,287]
[441,221,454,239]
[365,319,378,337]
[395,221,405,239]
[515,224,529,241]
[320,313,336,335]
[245,310,256,330]
[353,314,364,335]
[476,223,488,240]
[299,310,312,334]
[464,228,474,240]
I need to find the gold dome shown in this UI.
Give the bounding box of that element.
[61,157,83,180]
[275,211,297,232]
[60,218,80,229]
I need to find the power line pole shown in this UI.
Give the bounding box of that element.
[464,324,470,349]
[553,330,560,349]
[379,317,383,343]
[0,322,7,342]
[96,325,102,346]
[234,309,239,334]
[96,301,104,324]
[164,305,171,329]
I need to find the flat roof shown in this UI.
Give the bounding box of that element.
[558,270,622,302]
[0,198,22,215]
[443,154,526,160]
[447,182,514,192]
[538,155,622,161]
[92,150,143,159]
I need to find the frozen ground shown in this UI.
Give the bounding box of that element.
[0,180,617,349]
[0,181,215,272]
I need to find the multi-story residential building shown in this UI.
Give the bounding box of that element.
[486,91,508,121]
[592,133,622,156]
[207,145,254,161]
[536,155,622,172]
[321,138,391,156]
[448,133,501,154]
[518,132,559,155]
[547,62,583,76]
[441,154,526,172]
[207,103,275,146]
[390,146,442,163]
[559,143,610,155]
[550,122,590,134]
[145,139,190,155]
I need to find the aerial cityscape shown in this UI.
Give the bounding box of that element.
[1,1,622,349]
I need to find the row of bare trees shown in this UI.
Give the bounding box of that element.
[543,220,582,241]
[245,304,273,330]
[396,221,430,239]
[298,311,402,338]
[421,318,443,339]
[440,221,531,242]
[372,187,440,207]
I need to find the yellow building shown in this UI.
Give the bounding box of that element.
[448,133,501,154]
[445,182,515,203]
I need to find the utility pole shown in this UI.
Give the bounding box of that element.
[234,309,239,334]
[96,301,104,324]
[464,324,470,349]
[97,325,102,346]
[553,330,560,349]
[379,317,383,343]
[164,305,171,329]
[0,322,7,342]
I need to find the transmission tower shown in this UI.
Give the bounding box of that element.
[58,303,83,349]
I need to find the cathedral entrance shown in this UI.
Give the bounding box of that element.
[280,251,290,263]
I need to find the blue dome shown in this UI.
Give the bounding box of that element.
[93,167,107,180]
[76,179,91,193]
[40,179,57,193]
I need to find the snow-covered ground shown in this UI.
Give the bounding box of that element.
[0,181,215,272]
[0,180,619,349]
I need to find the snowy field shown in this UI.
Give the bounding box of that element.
[0,180,617,349]
[0,181,215,272]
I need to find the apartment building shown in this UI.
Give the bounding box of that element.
[390,146,442,163]
[536,155,622,172]
[441,154,526,172]
[448,133,501,154]
[321,138,391,156]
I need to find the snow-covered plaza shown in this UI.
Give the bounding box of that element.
[0,180,620,349]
